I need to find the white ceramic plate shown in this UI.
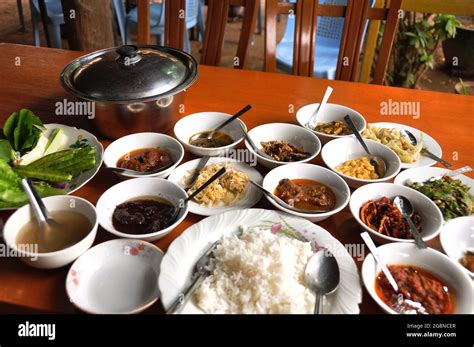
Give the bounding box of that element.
[362,242,473,314]
[46,123,104,193]
[167,157,263,216]
[66,239,163,314]
[366,122,442,169]
[1,123,104,211]
[159,209,362,314]
[439,216,474,278]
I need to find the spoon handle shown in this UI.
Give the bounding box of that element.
[21,178,49,224]
[421,148,452,168]
[404,214,427,249]
[308,86,333,129]
[314,293,322,314]
[238,123,274,160]
[446,165,472,177]
[208,104,252,138]
[186,167,226,202]
[343,115,371,155]
[361,232,399,292]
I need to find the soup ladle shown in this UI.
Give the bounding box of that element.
[392,196,427,249]
[343,115,387,178]
[188,104,252,143]
[21,178,62,250]
[249,180,331,214]
[304,249,340,314]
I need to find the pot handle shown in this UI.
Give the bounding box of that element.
[116,45,142,66]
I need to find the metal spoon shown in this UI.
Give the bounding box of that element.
[402,129,452,168]
[361,232,427,314]
[360,232,398,292]
[392,196,427,249]
[189,104,252,143]
[21,178,62,250]
[304,249,340,314]
[344,115,387,177]
[105,160,174,175]
[238,122,275,160]
[306,86,333,130]
[249,180,331,214]
[167,167,226,222]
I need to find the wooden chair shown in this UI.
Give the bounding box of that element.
[136,0,202,52]
[265,0,402,84]
[201,0,259,69]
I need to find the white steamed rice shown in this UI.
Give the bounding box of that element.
[194,226,315,314]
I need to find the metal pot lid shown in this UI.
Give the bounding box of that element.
[60,45,198,102]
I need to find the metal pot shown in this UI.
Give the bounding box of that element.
[60,45,198,139]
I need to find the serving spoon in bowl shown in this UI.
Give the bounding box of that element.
[343,115,387,178]
[238,123,275,161]
[105,160,175,176]
[304,249,340,314]
[188,104,252,144]
[401,129,452,168]
[305,86,333,130]
[249,180,331,214]
[392,196,427,249]
[21,178,63,252]
[360,232,427,314]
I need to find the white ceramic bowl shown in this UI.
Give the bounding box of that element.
[167,157,263,216]
[322,137,401,188]
[395,168,474,220]
[362,242,473,314]
[96,178,189,242]
[66,239,163,314]
[103,132,184,179]
[173,112,247,157]
[3,196,98,269]
[350,183,443,244]
[262,163,350,222]
[440,216,474,278]
[296,103,366,144]
[244,123,321,169]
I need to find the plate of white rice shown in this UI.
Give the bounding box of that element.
[159,209,362,314]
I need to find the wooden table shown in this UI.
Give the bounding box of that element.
[0,43,472,314]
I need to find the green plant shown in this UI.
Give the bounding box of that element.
[459,78,468,95]
[385,13,460,88]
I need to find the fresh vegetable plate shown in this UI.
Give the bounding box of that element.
[0,123,103,210]
[368,122,442,169]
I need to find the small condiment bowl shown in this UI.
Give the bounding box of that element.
[362,242,473,314]
[173,112,247,157]
[321,137,401,189]
[244,123,321,169]
[66,239,163,314]
[349,183,443,244]
[439,216,474,278]
[3,196,98,269]
[262,163,350,222]
[103,132,184,179]
[296,103,366,144]
[96,177,189,242]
